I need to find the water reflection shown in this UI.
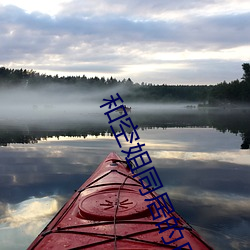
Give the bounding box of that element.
[0,107,250,149]
[0,108,250,249]
[0,196,62,250]
[155,150,250,166]
[1,196,59,228]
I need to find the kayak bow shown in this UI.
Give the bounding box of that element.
[28,152,213,250]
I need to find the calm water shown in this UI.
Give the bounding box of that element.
[0,105,250,249]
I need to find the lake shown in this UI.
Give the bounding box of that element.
[0,103,250,249]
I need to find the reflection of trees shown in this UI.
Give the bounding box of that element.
[130,109,250,149]
[0,123,110,146]
[0,131,38,146]
[0,109,250,149]
[241,134,250,149]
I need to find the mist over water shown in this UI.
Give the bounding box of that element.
[0,85,101,122]
[0,85,199,125]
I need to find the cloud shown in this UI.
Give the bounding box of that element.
[3,5,248,48]
[0,1,250,84]
[58,0,241,19]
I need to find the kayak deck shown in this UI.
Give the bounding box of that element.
[28,152,213,249]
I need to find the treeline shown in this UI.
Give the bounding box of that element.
[0,63,250,104]
[208,63,250,104]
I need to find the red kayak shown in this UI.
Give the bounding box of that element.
[28,152,213,249]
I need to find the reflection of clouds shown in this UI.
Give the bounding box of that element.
[164,186,250,215]
[194,223,250,250]
[152,150,250,166]
[42,134,114,142]
[138,127,243,152]
[4,140,117,178]
[0,196,59,230]
[162,186,250,249]
[0,128,249,249]
[0,202,7,218]
[0,196,62,250]
[122,140,187,151]
[11,175,17,184]
[0,138,119,204]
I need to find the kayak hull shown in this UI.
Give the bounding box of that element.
[28,152,213,249]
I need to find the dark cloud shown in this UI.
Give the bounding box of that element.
[1,4,249,48]
[185,13,250,49]
[0,2,249,84]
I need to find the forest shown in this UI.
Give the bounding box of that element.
[0,63,250,104]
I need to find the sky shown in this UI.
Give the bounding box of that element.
[0,0,250,85]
